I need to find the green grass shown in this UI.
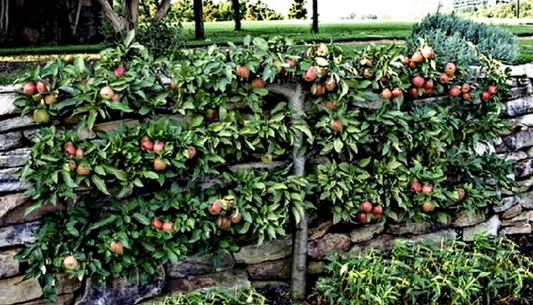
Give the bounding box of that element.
[518,39,533,64]
[180,21,412,46]
[1,21,533,55]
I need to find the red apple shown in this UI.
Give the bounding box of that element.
[360,201,373,213]
[449,86,461,97]
[412,76,425,88]
[100,86,114,100]
[23,82,36,96]
[445,62,456,76]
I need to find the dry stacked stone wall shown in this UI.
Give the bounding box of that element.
[1,64,533,304]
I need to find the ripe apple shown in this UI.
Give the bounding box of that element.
[109,241,124,255]
[412,76,425,88]
[235,65,250,79]
[380,88,392,99]
[113,64,126,77]
[99,86,114,100]
[153,158,167,171]
[251,78,266,89]
[488,85,497,95]
[302,66,318,82]
[330,119,343,132]
[449,86,461,97]
[63,255,79,271]
[23,82,36,96]
[360,201,373,213]
[411,50,424,63]
[445,62,456,76]
[392,88,403,97]
[480,91,491,101]
[421,46,434,59]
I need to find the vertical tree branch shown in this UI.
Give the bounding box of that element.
[129,0,139,29]
[290,84,308,296]
[266,82,308,295]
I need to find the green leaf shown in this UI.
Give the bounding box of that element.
[106,102,133,112]
[124,30,135,47]
[133,213,150,226]
[91,175,111,195]
[61,171,78,188]
[333,138,344,153]
[142,171,159,179]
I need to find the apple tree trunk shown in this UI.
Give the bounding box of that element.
[194,0,205,39]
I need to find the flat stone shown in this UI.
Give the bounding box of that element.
[0,221,40,248]
[247,258,291,280]
[0,148,30,168]
[0,86,18,93]
[94,119,139,132]
[502,204,523,219]
[474,142,495,155]
[308,220,333,241]
[0,132,22,152]
[350,223,384,243]
[350,234,396,255]
[75,266,165,305]
[0,248,21,278]
[510,114,533,127]
[23,294,74,305]
[409,229,457,244]
[0,275,42,304]
[387,222,433,235]
[451,210,484,227]
[504,129,533,150]
[168,269,249,293]
[308,233,351,260]
[0,167,31,193]
[233,235,292,265]
[500,223,532,235]
[463,215,500,242]
[251,281,288,289]
[0,116,36,133]
[502,211,533,226]
[513,178,533,193]
[520,191,533,209]
[505,96,533,117]
[494,196,520,213]
[55,274,82,295]
[507,64,533,77]
[165,250,234,278]
[0,193,29,220]
[497,151,529,162]
[0,92,17,117]
[307,261,326,275]
[514,159,533,179]
[0,202,63,227]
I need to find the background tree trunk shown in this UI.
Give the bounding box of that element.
[152,0,172,26]
[232,0,241,31]
[194,0,205,39]
[311,0,318,33]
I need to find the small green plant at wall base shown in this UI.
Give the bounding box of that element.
[314,235,533,305]
[150,286,267,305]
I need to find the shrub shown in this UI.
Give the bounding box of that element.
[407,13,519,64]
[136,22,185,59]
[314,235,533,305]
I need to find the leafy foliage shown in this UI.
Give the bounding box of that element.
[149,286,267,305]
[288,0,308,20]
[14,23,515,300]
[314,235,533,305]
[408,13,519,64]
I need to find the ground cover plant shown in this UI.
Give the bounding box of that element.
[314,235,533,305]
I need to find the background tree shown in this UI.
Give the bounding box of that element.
[194,0,205,39]
[311,0,318,33]
[232,0,242,31]
[288,0,308,20]
[96,0,172,35]
[170,0,195,22]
